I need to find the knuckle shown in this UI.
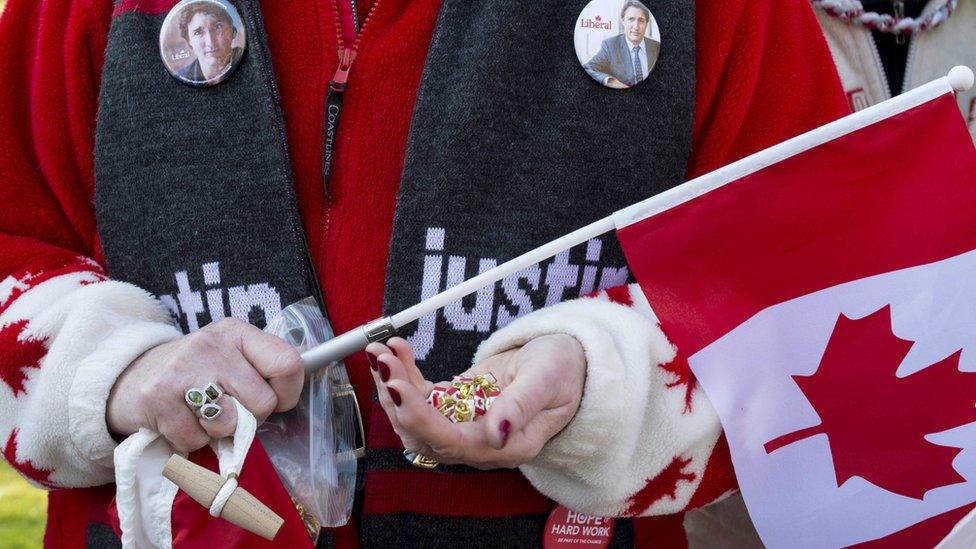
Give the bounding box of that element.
[271,347,302,377]
[207,420,235,439]
[276,397,299,414]
[166,422,208,453]
[186,432,210,451]
[276,392,300,413]
[208,404,234,427]
[187,329,220,354]
[252,390,278,420]
[399,437,423,454]
[213,317,243,331]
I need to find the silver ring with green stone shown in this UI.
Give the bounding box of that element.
[185,387,207,408]
[198,402,222,421]
[203,382,224,403]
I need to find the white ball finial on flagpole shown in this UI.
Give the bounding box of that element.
[948,66,974,92]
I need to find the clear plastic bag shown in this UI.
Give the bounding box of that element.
[258,297,363,539]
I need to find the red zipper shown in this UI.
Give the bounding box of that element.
[321,0,384,195]
[330,0,384,89]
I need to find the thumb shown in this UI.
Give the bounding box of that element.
[482,365,553,450]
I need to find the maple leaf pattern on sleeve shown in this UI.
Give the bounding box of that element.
[0,265,103,397]
[764,305,976,500]
[0,320,48,396]
[625,456,697,516]
[0,256,181,488]
[592,284,700,414]
[3,429,54,487]
[658,351,697,414]
[0,263,104,314]
[484,283,733,518]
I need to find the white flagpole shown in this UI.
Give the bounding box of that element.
[614,66,973,228]
[301,66,974,373]
[301,215,617,371]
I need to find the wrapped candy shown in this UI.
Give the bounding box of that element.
[408,372,503,469]
[426,372,501,424]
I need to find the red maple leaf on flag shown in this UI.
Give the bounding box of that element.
[764,305,976,500]
[0,320,48,396]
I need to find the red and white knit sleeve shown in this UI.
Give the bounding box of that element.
[473,285,734,517]
[0,0,183,488]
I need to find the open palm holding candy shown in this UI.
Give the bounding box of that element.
[366,335,587,472]
[428,373,502,423]
[402,374,503,468]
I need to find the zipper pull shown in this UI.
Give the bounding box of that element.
[331,48,356,92]
[322,48,357,196]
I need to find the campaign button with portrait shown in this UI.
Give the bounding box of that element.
[575,0,661,89]
[160,0,247,87]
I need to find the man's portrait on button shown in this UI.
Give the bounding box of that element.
[582,0,661,89]
[160,0,246,86]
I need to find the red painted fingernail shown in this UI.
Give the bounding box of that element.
[388,387,402,406]
[390,347,399,359]
[366,352,378,371]
[499,419,511,446]
[378,361,391,382]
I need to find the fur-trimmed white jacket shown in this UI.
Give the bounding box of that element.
[814,0,976,142]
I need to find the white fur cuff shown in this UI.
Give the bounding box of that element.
[62,283,182,475]
[474,296,722,517]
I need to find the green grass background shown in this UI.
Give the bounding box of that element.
[0,0,52,546]
[0,461,47,548]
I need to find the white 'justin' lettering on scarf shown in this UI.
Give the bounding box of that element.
[407,227,630,360]
[158,261,283,331]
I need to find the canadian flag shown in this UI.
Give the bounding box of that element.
[616,75,976,546]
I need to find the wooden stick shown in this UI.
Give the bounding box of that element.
[162,454,283,541]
